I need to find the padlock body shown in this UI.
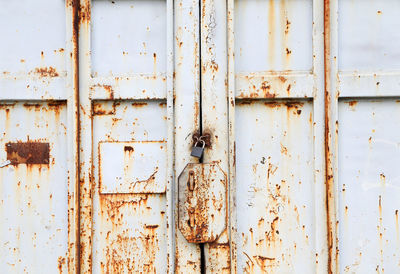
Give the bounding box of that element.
[190,146,204,158]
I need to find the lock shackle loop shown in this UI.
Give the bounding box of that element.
[195,139,206,148]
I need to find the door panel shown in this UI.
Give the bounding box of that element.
[0,102,68,273]
[328,0,400,272]
[236,101,315,273]
[78,0,174,273]
[232,0,326,273]
[0,0,78,272]
[92,100,168,273]
[338,100,400,273]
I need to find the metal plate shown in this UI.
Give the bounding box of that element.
[99,141,167,194]
[178,162,227,243]
[6,142,50,165]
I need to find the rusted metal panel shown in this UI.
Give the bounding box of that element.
[331,0,400,273]
[235,101,316,273]
[200,0,231,272]
[0,102,69,273]
[6,142,50,165]
[91,101,169,273]
[174,0,202,272]
[178,163,227,243]
[0,0,79,272]
[233,0,327,273]
[79,0,175,272]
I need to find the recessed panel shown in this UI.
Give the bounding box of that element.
[236,101,315,273]
[338,99,400,273]
[91,0,166,76]
[0,0,66,74]
[92,100,168,273]
[0,101,68,273]
[234,0,313,72]
[339,0,400,71]
[99,141,167,194]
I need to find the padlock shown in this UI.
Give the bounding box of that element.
[190,138,205,158]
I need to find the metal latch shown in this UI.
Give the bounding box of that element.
[0,160,11,168]
[178,162,227,243]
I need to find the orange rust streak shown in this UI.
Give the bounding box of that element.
[324,0,335,273]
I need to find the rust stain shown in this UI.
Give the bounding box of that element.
[31,67,59,77]
[6,142,50,165]
[396,210,399,244]
[98,195,161,273]
[324,0,336,273]
[91,84,114,99]
[124,146,134,153]
[79,0,91,24]
[58,256,66,273]
[268,0,276,66]
[131,102,148,107]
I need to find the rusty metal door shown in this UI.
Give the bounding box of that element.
[231,0,327,273]
[78,0,174,273]
[0,0,79,273]
[3,0,400,273]
[326,0,400,273]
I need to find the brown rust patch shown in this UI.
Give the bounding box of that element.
[6,142,50,165]
[79,1,91,24]
[58,256,66,273]
[131,102,148,107]
[31,67,59,77]
[124,146,134,153]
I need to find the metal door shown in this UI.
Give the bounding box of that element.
[2,0,400,273]
[326,0,400,273]
[231,0,326,273]
[0,0,79,273]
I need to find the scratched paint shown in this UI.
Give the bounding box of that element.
[235,101,315,273]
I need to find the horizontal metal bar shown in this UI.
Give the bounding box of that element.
[90,74,167,100]
[236,72,314,99]
[0,77,67,100]
[339,71,400,97]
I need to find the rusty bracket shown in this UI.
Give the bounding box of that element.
[192,133,211,148]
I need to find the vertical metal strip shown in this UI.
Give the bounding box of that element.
[174,0,202,272]
[78,0,93,273]
[313,0,328,273]
[227,0,237,272]
[324,0,339,273]
[200,0,230,272]
[66,0,80,272]
[166,0,174,272]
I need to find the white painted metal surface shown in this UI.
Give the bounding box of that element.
[328,0,400,273]
[1,0,400,273]
[233,0,326,273]
[0,0,79,272]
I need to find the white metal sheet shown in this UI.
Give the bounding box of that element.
[91,0,166,76]
[234,0,313,72]
[338,0,400,71]
[0,0,66,74]
[338,99,400,273]
[99,141,167,194]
